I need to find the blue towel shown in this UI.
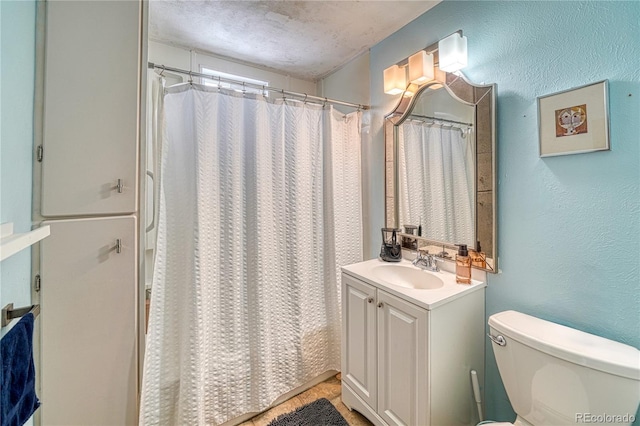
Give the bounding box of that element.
[1,313,40,426]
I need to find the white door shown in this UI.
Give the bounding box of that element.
[377,290,429,426]
[41,0,140,216]
[341,274,377,409]
[40,216,138,426]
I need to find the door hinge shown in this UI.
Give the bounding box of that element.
[37,145,43,162]
[35,274,41,292]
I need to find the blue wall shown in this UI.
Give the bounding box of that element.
[1,0,36,315]
[369,1,640,422]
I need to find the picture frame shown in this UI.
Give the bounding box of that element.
[537,80,609,157]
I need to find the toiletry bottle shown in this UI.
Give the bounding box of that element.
[455,244,472,284]
[403,225,417,249]
[470,241,486,268]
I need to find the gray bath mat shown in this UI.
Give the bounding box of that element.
[267,398,348,426]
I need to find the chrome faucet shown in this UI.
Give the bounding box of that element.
[412,249,440,272]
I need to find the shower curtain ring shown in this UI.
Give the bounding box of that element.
[323,97,328,107]
[188,71,193,85]
[303,93,308,104]
[242,82,246,95]
[281,89,286,101]
[218,77,222,91]
[159,65,165,77]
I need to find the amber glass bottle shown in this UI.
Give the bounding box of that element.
[470,241,486,269]
[456,244,472,284]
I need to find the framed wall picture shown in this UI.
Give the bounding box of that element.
[537,80,609,157]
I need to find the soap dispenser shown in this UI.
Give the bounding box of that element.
[455,244,471,284]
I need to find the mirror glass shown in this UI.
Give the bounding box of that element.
[385,73,497,271]
[398,88,475,247]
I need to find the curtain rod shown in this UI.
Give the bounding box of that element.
[408,113,473,127]
[148,62,370,111]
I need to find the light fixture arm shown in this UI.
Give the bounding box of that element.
[391,30,463,69]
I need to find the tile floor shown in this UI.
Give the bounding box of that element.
[241,374,372,426]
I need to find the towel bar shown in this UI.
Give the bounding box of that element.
[1,303,40,327]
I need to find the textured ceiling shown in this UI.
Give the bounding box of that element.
[149,1,440,81]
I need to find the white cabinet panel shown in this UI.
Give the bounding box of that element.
[42,1,140,216]
[341,270,484,426]
[377,290,428,426]
[40,216,138,426]
[342,274,377,409]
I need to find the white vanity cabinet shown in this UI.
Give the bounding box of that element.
[341,260,486,426]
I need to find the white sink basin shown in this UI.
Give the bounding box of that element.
[371,264,444,290]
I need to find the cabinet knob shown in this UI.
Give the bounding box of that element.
[115,179,124,193]
[377,302,384,308]
[367,297,374,304]
[115,238,122,254]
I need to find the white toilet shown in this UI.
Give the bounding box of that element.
[488,310,640,426]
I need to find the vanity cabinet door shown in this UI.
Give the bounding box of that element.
[341,274,377,409]
[377,289,428,426]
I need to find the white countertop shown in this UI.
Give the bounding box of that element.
[342,258,486,310]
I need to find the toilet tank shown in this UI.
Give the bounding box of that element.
[489,311,640,426]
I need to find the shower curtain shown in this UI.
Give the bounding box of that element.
[398,121,474,247]
[140,80,362,425]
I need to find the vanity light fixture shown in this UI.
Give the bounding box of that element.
[383,64,407,95]
[438,32,468,73]
[408,51,435,84]
[384,30,468,96]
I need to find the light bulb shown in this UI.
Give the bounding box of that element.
[438,33,468,73]
[383,64,407,95]
[408,51,435,84]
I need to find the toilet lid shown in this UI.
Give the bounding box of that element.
[489,310,640,380]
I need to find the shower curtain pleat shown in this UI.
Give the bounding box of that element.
[146,71,165,246]
[140,85,362,425]
[398,122,475,247]
[325,109,363,289]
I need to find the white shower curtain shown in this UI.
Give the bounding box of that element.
[398,121,474,247]
[140,83,362,425]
